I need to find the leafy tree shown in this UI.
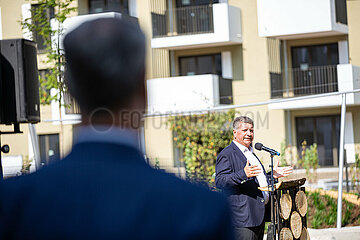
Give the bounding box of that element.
[21,0,76,105]
[168,110,235,188]
[21,0,77,156]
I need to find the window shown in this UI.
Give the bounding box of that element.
[291,43,338,68]
[89,0,129,14]
[179,54,221,76]
[291,43,339,95]
[296,115,340,167]
[31,4,55,52]
[335,0,347,25]
[39,134,60,166]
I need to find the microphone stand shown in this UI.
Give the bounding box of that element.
[267,153,277,240]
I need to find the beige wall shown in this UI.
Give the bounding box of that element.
[0,0,26,39]
[348,0,360,66]
[347,0,360,154]
[349,106,360,149]
[230,0,271,104]
[144,116,174,168]
[137,0,153,81]
[0,124,30,157]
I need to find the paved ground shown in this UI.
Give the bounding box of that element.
[263,226,360,240]
[307,226,360,240]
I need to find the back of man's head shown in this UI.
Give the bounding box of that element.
[63,17,146,115]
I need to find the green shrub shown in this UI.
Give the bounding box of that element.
[298,140,319,182]
[168,110,235,187]
[342,200,354,226]
[350,153,360,194]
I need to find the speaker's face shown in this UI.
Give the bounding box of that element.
[233,123,254,148]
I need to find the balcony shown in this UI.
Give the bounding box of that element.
[271,65,338,98]
[151,3,242,50]
[257,0,348,39]
[146,74,232,114]
[269,64,360,109]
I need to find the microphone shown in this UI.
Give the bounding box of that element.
[254,143,280,156]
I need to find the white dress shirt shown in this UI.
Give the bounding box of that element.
[233,140,269,204]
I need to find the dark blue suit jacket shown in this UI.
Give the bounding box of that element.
[0,142,234,240]
[215,142,270,228]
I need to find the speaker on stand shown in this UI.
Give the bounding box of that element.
[0,38,40,179]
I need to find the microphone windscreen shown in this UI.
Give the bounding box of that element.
[254,143,263,151]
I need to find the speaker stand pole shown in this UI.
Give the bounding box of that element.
[0,123,23,180]
[267,153,277,240]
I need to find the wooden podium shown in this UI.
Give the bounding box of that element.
[259,178,309,240]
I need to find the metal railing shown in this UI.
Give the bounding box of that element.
[152,5,214,38]
[270,65,339,98]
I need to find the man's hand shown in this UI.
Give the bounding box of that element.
[273,160,293,178]
[244,160,262,178]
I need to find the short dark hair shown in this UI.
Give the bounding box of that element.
[233,116,254,130]
[63,17,146,114]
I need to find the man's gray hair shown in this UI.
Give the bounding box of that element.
[233,116,254,130]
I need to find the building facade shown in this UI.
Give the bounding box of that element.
[0,0,359,183]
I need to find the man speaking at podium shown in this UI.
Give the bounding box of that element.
[215,116,293,240]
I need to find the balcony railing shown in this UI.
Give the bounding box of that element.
[152,5,214,38]
[270,65,338,98]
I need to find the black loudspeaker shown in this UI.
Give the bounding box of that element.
[0,39,40,124]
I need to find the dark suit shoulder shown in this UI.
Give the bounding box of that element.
[217,142,237,159]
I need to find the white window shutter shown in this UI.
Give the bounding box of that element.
[221,51,233,79]
[338,40,349,64]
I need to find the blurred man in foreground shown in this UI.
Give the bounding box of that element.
[0,17,234,240]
